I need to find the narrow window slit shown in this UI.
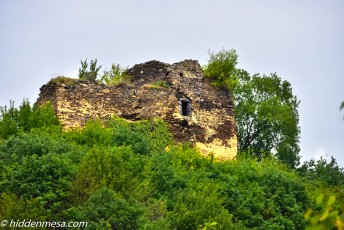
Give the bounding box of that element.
[182,101,189,116]
[179,98,192,117]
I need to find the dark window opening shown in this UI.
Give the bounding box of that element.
[180,98,192,117]
[179,72,183,77]
[182,101,188,116]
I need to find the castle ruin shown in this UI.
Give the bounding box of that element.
[37,60,237,160]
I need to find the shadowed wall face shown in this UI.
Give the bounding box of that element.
[37,60,238,160]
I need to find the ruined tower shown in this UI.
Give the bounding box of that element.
[37,60,237,159]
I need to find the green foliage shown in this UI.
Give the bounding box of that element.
[70,146,143,204]
[0,101,18,139]
[0,133,71,165]
[304,191,344,230]
[64,120,111,147]
[145,80,170,89]
[111,125,153,155]
[0,95,342,229]
[1,153,73,211]
[0,100,60,140]
[108,117,172,154]
[0,138,75,217]
[299,156,344,187]
[140,198,171,229]
[235,72,301,168]
[169,178,236,230]
[297,156,344,229]
[78,58,102,81]
[216,157,308,229]
[341,101,344,119]
[66,187,143,230]
[203,48,238,89]
[100,63,130,86]
[203,49,300,168]
[0,193,49,221]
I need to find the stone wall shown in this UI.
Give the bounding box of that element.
[37,60,237,160]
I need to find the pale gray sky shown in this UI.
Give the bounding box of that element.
[1,0,343,165]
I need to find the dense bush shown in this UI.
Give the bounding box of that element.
[0,100,60,140]
[65,187,144,230]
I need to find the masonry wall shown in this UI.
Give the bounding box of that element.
[37,60,237,160]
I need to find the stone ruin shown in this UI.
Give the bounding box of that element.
[36,60,237,160]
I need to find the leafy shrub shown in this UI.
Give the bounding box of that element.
[202,48,238,89]
[169,178,237,230]
[117,118,172,154]
[70,146,144,204]
[0,132,71,165]
[111,125,153,155]
[0,153,74,216]
[64,120,111,147]
[100,63,131,86]
[78,59,101,81]
[66,187,143,230]
[215,157,308,229]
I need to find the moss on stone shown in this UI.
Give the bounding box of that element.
[48,76,77,85]
[144,80,169,89]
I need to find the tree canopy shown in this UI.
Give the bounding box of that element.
[203,49,300,168]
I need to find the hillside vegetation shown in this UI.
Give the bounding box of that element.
[0,100,343,229]
[0,49,343,229]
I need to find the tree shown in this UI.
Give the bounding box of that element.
[341,101,344,119]
[78,59,101,81]
[203,49,301,168]
[0,100,60,140]
[298,156,344,186]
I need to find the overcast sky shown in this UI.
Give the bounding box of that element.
[1,0,343,165]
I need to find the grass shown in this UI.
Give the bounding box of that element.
[144,80,169,89]
[48,76,76,85]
